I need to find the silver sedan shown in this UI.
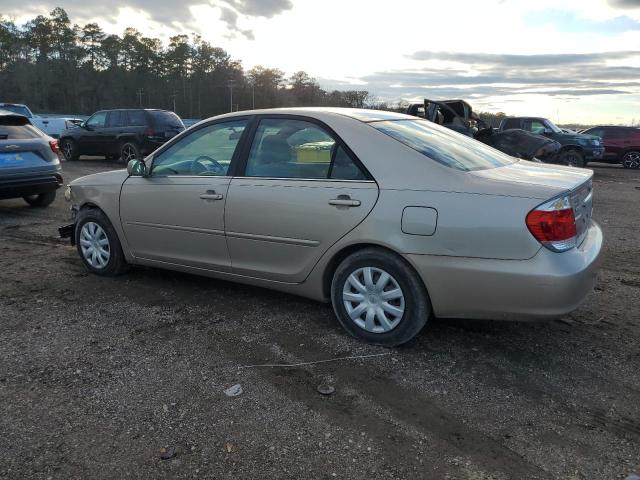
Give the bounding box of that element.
[62,108,602,346]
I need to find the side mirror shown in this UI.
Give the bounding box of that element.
[127,159,147,177]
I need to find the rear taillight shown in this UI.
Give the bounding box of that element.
[49,139,59,153]
[526,195,577,252]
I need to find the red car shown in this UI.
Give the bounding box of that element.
[582,126,640,169]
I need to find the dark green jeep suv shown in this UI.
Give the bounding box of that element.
[499,117,604,167]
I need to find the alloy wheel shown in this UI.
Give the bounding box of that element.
[342,267,405,333]
[623,152,640,169]
[62,141,72,158]
[121,145,137,163]
[79,222,111,269]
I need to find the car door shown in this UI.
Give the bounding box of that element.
[78,111,107,154]
[225,116,379,283]
[102,111,125,155]
[119,118,249,271]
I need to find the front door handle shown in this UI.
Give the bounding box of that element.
[329,195,361,207]
[199,190,224,201]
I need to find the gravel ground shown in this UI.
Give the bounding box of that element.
[1,159,639,479]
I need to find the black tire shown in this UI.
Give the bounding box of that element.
[75,208,130,276]
[559,149,585,168]
[120,142,142,163]
[331,248,430,347]
[622,151,640,169]
[23,191,56,207]
[60,138,79,161]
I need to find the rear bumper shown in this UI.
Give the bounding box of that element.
[406,221,603,320]
[0,171,63,200]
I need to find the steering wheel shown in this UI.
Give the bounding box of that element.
[190,155,225,175]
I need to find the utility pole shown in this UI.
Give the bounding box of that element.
[252,83,255,109]
[137,88,144,108]
[170,91,177,113]
[228,80,235,112]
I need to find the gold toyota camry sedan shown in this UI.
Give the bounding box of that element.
[60,108,602,346]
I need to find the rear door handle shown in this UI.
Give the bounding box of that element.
[199,190,224,201]
[329,195,361,207]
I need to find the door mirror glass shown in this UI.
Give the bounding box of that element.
[127,159,147,176]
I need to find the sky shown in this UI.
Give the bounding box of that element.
[3,0,640,124]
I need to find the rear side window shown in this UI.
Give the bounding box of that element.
[149,111,184,129]
[0,124,43,139]
[371,119,516,172]
[127,110,147,126]
[501,118,520,130]
[244,118,368,180]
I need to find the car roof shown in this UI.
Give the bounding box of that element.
[210,107,416,124]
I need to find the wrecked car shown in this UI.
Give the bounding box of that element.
[407,99,562,163]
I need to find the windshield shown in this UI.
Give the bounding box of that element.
[370,119,517,171]
[544,119,562,133]
[0,105,32,118]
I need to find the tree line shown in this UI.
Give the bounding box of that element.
[0,7,372,118]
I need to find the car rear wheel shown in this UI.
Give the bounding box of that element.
[75,208,130,276]
[121,142,142,163]
[560,149,585,168]
[61,138,79,161]
[331,248,430,346]
[23,191,56,207]
[622,151,640,169]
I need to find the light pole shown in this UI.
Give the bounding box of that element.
[228,80,235,112]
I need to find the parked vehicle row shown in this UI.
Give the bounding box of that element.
[581,125,640,169]
[60,108,602,346]
[58,109,185,163]
[0,102,82,138]
[0,111,63,207]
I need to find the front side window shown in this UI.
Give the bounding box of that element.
[151,120,247,176]
[86,111,107,129]
[245,118,367,180]
[523,120,546,134]
[371,119,516,172]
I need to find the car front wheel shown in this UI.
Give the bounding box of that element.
[75,208,130,276]
[560,149,585,168]
[61,138,79,161]
[622,151,640,169]
[331,248,430,346]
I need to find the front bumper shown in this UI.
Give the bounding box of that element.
[406,221,603,320]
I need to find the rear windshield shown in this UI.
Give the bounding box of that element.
[0,105,32,117]
[370,119,516,171]
[149,111,184,129]
[0,124,43,140]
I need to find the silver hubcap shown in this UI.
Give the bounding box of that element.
[122,145,137,162]
[80,222,110,269]
[343,267,405,333]
[623,152,640,169]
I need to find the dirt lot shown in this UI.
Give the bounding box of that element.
[1,159,639,479]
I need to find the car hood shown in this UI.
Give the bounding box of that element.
[467,160,592,199]
[70,169,129,187]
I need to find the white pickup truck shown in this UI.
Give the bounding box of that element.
[0,103,82,138]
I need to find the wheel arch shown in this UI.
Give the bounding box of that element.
[321,242,431,305]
